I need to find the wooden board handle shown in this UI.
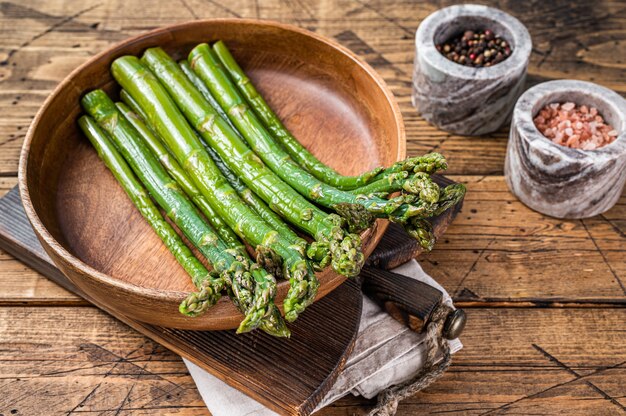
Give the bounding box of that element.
[360,266,467,339]
[360,266,443,333]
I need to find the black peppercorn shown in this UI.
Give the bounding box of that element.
[437,29,513,67]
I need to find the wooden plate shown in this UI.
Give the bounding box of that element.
[18,19,405,330]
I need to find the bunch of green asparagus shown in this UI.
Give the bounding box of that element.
[78,41,465,337]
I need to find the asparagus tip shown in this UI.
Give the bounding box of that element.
[412,152,448,173]
[403,172,440,203]
[260,306,291,337]
[306,241,332,271]
[256,245,284,279]
[283,279,309,322]
[237,267,279,334]
[330,231,365,278]
[179,278,223,317]
[332,202,375,233]
[282,260,319,322]
[404,218,436,251]
[432,183,466,216]
[236,309,266,334]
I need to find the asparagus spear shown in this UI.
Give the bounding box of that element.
[349,171,441,203]
[139,48,364,279]
[111,56,319,322]
[177,63,330,257]
[184,50,443,252]
[187,45,437,229]
[180,61,321,252]
[200,45,446,201]
[203,142,308,252]
[179,60,239,135]
[82,89,278,333]
[78,115,223,315]
[115,98,289,336]
[372,152,449,180]
[200,44,464,250]
[122,89,290,278]
[122,88,307,261]
[212,40,446,189]
[182,59,352,258]
[116,98,245,254]
[176,64,306,249]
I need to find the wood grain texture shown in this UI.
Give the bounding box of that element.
[419,176,626,305]
[324,308,626,415]
[0,179,82,304]
[1,307,624,415]
[1,0,625,414]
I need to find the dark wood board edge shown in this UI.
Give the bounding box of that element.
[0,187,74,291]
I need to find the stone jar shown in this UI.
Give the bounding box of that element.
[412,4,531,135]
[505,80,626,219]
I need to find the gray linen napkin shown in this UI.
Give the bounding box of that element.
[183,259,462,415]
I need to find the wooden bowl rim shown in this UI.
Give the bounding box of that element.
[18,18,406,305]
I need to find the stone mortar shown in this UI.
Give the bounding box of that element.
[412,4,532,135]
[505,79,626,219]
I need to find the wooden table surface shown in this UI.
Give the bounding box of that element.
[1,0,625,414]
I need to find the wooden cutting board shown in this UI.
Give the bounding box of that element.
[0,177,461,415]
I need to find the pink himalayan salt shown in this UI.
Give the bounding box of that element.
[533,102,618,150]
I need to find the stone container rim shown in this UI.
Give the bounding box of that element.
[514,79,626,156]
[415,3,532,81]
